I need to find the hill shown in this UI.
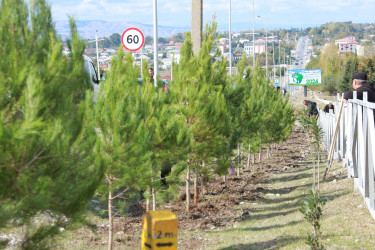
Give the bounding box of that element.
[54,20,189,39]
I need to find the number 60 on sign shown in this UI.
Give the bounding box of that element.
[121,28,145,51]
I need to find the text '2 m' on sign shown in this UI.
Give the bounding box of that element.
[121,28,145,52]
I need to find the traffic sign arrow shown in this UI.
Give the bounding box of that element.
[156,242,174,247]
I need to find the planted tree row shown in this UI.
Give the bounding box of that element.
[0,1,295,248]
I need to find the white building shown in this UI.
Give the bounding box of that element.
[338,42,358,54]
[335,36,356,46]
[357,43,375,57]
[232,33,241,38]
[244,43,254,56]
[244,39,266,56]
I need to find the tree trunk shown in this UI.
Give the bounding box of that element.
[237,142,241,176]
[152,188,156,211]
[252,154,255,164]
[258,148,261,162]
[317,150,320,193]
[108,179,113,250]
[194,171,198,204]
[313,152,316,190]
[186,158,191,213]
[223,175,226,183]
[146,197,150,212]
[247,143,251,169]
[201,159,207,194]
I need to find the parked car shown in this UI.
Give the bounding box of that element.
[83,55,101,102]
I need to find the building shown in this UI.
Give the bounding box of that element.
[339,41,358,54]
[335,36,356,46]
[218,44,227,54]
[232,33,241,38]
[244,39,266,56]
[357,43,375,57]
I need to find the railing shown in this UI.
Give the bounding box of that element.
[318,92,375,219]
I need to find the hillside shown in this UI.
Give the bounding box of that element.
[54,20,189,39]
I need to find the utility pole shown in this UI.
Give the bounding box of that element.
[153,0,158,87]
[192,0,203,55]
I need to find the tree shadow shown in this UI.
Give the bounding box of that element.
[249,208,299,221]
[271,172,313,183]
[247,189,349,214]
[218,236,304,250]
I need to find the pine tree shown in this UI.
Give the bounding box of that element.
[95,49,189,249]
[170,21,231,211]
[0,1,104,247]
[95,49,150,250]
[338,55,358,92]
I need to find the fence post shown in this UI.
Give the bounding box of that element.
[351,91,358,179]
[367,103,375,210]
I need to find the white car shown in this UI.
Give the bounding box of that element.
[83,55,101,102]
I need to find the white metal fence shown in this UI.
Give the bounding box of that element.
[318,91,375,219]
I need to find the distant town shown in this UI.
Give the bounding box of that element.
[73,22,375,82]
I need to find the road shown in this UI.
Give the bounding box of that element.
[285,36,312,94]
[292,36,312,70]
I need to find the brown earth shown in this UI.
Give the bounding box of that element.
[78,125,309,250]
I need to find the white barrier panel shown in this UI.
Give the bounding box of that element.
[318,91,375,219]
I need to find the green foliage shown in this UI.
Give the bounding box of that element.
[109,33,121,47]
[95,48,149,198]
[299,190,326,249]
[95,46,189,211]
[338,55,358,92]
[322,74,339,93]
[170,20,231,176]
[306,56,320,70]
[359,58,375,83]
[0,0,104,247]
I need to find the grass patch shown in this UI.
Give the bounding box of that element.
[194,158,375,249]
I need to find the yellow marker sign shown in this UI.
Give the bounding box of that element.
[141,210,178,249]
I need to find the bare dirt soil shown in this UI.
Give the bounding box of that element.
[82,125,309,249]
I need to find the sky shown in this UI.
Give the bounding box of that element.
[49,0,375,30]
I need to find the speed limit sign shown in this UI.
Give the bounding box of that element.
[121,28,145,51]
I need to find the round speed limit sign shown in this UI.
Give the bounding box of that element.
[121,28,145,51]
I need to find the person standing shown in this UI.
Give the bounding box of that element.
[148,67,154,83]
[343,72,375,103]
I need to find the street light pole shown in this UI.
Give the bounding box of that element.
[95,30,101,80]
[265,17,268,81]
[272,40,275,81]
[153,0,158,87]
[252,0,255,68]
[278,41,281,87]
[257,15,268,81]
[229,0,232,80]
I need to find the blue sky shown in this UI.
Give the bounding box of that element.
[49,0,375,30]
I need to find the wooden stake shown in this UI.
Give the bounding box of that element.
[323,95,345,179]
